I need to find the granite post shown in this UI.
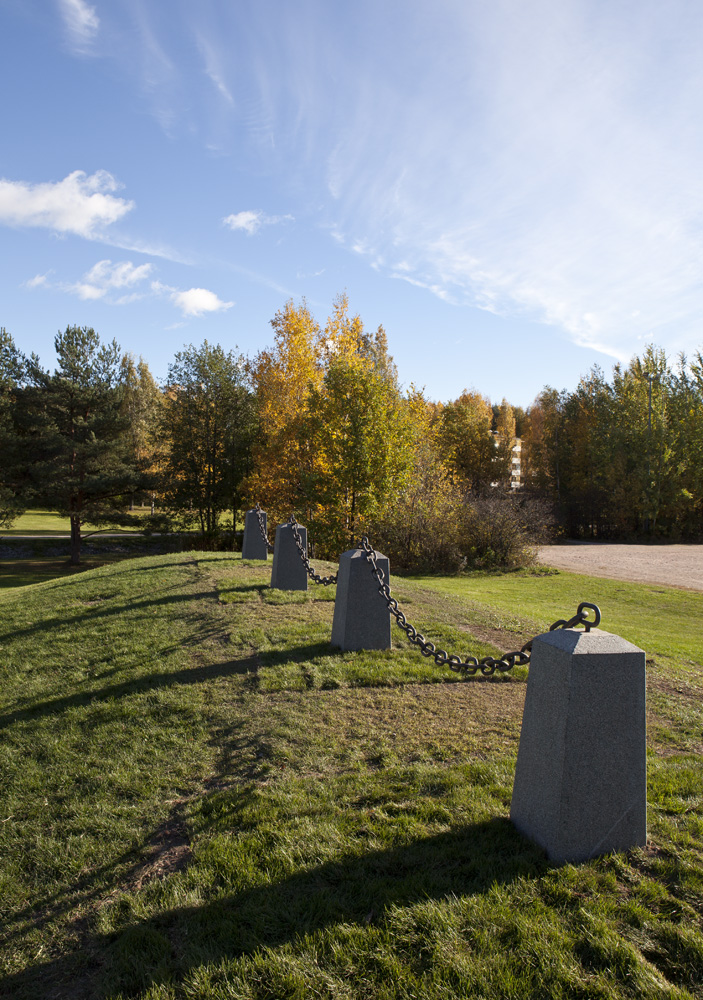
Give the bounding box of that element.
[270,522,308,591]
[510,627,647,864]
[241,508,269,561]
[331,548,391,651]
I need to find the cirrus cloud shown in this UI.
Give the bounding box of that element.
[0,170,134,238]
[223,210,294,235]
[58,0,99,52]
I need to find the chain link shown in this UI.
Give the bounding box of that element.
[254,503,274,553]
[289,515,338,586]
[360,536,601,676]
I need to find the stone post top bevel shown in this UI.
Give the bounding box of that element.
[534,627,644,655]
[340,547,387,561]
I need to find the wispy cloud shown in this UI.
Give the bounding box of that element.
[58,0,99,52]
[26,259,153,303]
[197,34,234,105]
[63,1,703,360]
[0,170,133,238]
[223,210,293,235]
[24,273,52,289]
[70,259,153,300]
[29,259,232,319]
[97,234,193,266]
[318,1,703,359]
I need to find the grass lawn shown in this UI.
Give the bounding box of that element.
[0,555,701,999]
[0,509,148,536]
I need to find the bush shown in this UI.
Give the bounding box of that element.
[365,464,465,574]
[459,491,554,570]
[367,483,554,575]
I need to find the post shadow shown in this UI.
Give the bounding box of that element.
[0,816,548,999]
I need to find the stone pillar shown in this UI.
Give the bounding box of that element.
[241,508,269,561]
[270,523,308,591]
[511,628,646,864]
[331,548,391,651]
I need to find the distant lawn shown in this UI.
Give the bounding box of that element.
[0,554,701,999]
[0,508,149,536]
[412,567,703,664]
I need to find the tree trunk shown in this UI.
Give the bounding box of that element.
[70,514,81,565]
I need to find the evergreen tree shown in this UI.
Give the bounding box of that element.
[0,328,28,528]
[17,326,140,564]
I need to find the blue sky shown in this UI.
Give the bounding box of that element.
[2,0,702,407]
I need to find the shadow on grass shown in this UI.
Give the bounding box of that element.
[0,581,214,648]
[0,815,547,999]
[0,650,261,730]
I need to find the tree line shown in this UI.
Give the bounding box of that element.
[523,347,703,539]
[1,299,701,568]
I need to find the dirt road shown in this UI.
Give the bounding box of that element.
[536,542,703,592]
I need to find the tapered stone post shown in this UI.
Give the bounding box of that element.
[270,523,308,591]
[331,548,391,651]
[241,508,269,560]
[511,628,646,864]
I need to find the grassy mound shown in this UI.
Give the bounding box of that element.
[0,553,701,999]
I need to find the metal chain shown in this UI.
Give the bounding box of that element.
[360,535,601,676]
[289,515,338,586]
[254,503,274,553]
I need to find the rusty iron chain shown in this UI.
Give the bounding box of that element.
[360,535,601,676]
[289,515,338,586]
[254,503,274,553]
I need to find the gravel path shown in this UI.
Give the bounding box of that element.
[536,543,703,592]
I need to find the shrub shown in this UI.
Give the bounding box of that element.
[459,491,554,570]
[368,485,555,575]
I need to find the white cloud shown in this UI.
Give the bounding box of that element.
[27,260,153,303]
[0,170,133,238]
[70,259,153,300]
[24,273,51,289]
[223,210,262,235]
[58,0,99,51]
[171,287,234,317]
[223,210,293,235]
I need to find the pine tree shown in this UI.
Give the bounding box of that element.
[0,328,27,528]
[17,326,140,564]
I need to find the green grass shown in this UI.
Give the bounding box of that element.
[0,508,148,536]
[414,567,703,662]
[0,554,701,999]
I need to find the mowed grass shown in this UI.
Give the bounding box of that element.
[0,553,701,999]
[0,509,147,536]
